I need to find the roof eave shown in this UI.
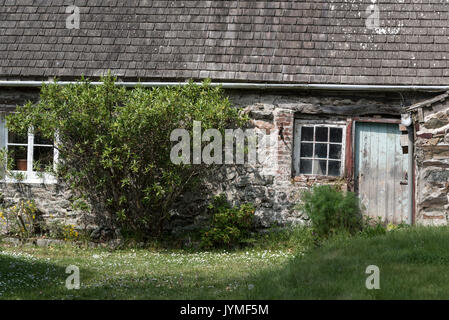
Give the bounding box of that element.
[1,80,449,92]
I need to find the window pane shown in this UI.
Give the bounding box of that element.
[313,160,327,175]
[330,127,343,143]
[301,127,314,141]
[329,144,342,159]
[33,146,53,171]
[300,143,313,157]
[299,159,312,174]
[34,130,53,145]
[9,145,27,171]
[8,131,27,144]
[328,161,341,176]
[314,143,327,158]
[315,127,328,142]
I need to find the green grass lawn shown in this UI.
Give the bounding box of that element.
[2,226,449,299]
[246,227,449,299]
[0,243,295,299]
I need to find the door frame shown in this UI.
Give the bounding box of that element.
[345,117,415,224]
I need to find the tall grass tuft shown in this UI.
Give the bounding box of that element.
[296,185,363,239]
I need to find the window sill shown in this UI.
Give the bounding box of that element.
[2,171,58,184]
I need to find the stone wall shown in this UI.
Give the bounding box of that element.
[0,182,94,236]
[169,90,433,233]
[414,100,449,226]
[0,87,40,112]
[0,87,444,235]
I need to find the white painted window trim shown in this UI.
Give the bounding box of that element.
[0,113,58,184]
[293,119,346,177]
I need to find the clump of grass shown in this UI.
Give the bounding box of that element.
[249,225,315,252]
[296,185,363,239]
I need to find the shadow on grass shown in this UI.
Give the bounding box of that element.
[0,246,257,300]
[52,269,254,300]
[0,250,94,299]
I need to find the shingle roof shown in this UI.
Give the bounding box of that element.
[1,0,449,85]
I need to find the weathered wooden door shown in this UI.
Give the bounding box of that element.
[355,122,409,224]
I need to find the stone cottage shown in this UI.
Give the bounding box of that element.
[0,0,448,233]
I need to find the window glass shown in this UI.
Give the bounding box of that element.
[6,127,54,172]
[312,160,327,175]
[8,131,27,144]
[34,129,53,146]
[300,143,313,157]
[9,145,27,171]
[328,161,341,176]
[296,124,344,176]
[330,127,343,143]
[315,127,328,142]
[299,159,312,174]
[33,146,54,171]
[301,126,314,141]
[314,143,327,158]
[329,144,342,159]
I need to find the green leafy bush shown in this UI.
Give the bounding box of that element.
[296,185,363,238]
[6,75,247,237]
[359,218,410,238]
[0,200,44,238]
[359,217,387,238]
[201,195,255,248]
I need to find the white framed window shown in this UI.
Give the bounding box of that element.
[0,114,58,184]
[293,120,346,177]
